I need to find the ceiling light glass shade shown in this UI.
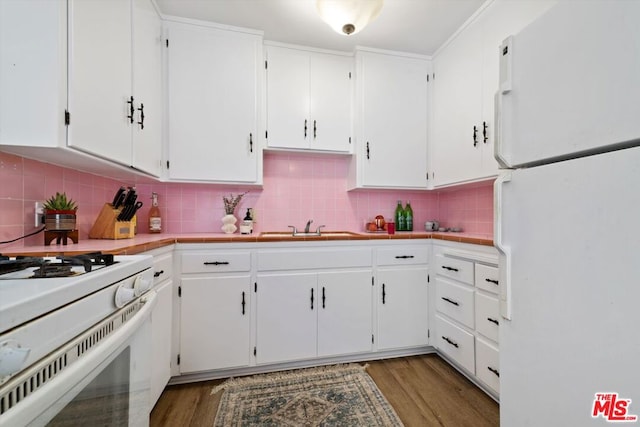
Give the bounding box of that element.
[316,0,384,36]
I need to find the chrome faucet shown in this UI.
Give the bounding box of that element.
[287,221,326,236]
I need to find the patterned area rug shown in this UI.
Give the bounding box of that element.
[211,364,404,426]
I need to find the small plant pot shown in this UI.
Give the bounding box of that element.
[45,210,77,231]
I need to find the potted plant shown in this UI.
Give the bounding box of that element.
[44,192,78,231]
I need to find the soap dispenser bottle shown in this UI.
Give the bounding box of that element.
[240,208,253,234]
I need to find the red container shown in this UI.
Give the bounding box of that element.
[387,222,395,234]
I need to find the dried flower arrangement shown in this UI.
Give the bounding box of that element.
[222,192,248,215]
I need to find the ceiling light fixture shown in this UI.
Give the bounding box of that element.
[316,0,384,36]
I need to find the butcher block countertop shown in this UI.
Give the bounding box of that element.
[1,231,494,256]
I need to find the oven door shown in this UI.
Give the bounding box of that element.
[0,292,156,426]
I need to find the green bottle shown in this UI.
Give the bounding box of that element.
[405,201,413,231]
[395,200,406,231]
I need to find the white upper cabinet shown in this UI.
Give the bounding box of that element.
[0,0,67,150]
[131,0,163,177]
[350,49,430,189]
[265,45,352,152]
[165,19,262,183]
[67,0,132,165]
[69,0,163,176]
[431,0,555,187]
[0,0,163,177]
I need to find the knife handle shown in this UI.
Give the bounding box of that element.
[112,186,125,207]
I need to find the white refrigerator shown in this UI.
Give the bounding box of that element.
[494,1,640,426]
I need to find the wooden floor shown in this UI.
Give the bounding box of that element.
[150,354,499,427]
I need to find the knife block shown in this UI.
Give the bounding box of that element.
[89,204,136,239]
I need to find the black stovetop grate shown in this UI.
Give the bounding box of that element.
[0,252,116,277]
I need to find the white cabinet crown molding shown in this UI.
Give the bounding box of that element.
[161,14,264,36]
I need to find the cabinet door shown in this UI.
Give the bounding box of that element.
[265,46,309,150]
[309,53,352,152]
[377,267,429,350]
[431,0,555,186]
[150,279,172,407]
[167,22,260,182]
[317,270,372,357]
[255,273,317,364]
[179,276,251,373]
[431,20,483,187]
[68,0,132,164]
[131,0,162,176]
[0,0,67,148]
[359,52,429,188]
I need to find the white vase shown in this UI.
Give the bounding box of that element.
[221,214,238,234]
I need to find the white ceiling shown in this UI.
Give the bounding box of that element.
[154,0,487,56]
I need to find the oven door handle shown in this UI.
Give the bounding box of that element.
[2,292,157,426]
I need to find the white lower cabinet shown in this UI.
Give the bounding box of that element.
[180,276,251,373]
[475,292,499,343]
[432,242,500,399]
[435,277,475,329]
[476,337,500,394]
[435,315,475,373]
[178,250,252,373]
[150,278,173,407]
[377,267,429,350]
[147,248,174,408]
[179,275,251,373]
[255,269,372,364]
[171,240,501,401]
[375,244,430,350]
[255,273,318,364]
[317,271,373,357]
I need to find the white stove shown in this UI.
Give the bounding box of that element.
[0,253,153,334]
[0,252,155,426]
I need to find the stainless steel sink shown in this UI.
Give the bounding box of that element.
[260,231,360,238]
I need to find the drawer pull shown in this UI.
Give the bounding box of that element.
[153,270,164,278]
[382,283,386,304]
[441,265,459,272]
[203,261,229,266]
[310,288,314,310]
[485,278,499,285]
[395,255,415,259]
[322,286,326,309]
[488,366,500,377]
[441,297,459,306]
[442,336,459,348]
[241,291,246,315]
[487,317,499,326]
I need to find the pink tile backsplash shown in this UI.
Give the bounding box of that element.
[0,150,494,249]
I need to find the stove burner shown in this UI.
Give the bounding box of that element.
[0,252,116,278]
[32,264,77,278]
[56,252,115,273]
[0,257,46,275]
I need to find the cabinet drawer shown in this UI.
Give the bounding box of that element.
[475,293,499,343]
[475,263,500,294]
[476,337,500,395]
[435,255,474,285]
[181,252,251,273]
[152,253,173,286]
[435,278,474,328]
[376,246,429,266]
[435,315,475,374]
[257,248,372,271]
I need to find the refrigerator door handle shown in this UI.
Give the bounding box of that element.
[494,36,513,169]
[494,172,512,320]
[494,91,509,169]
